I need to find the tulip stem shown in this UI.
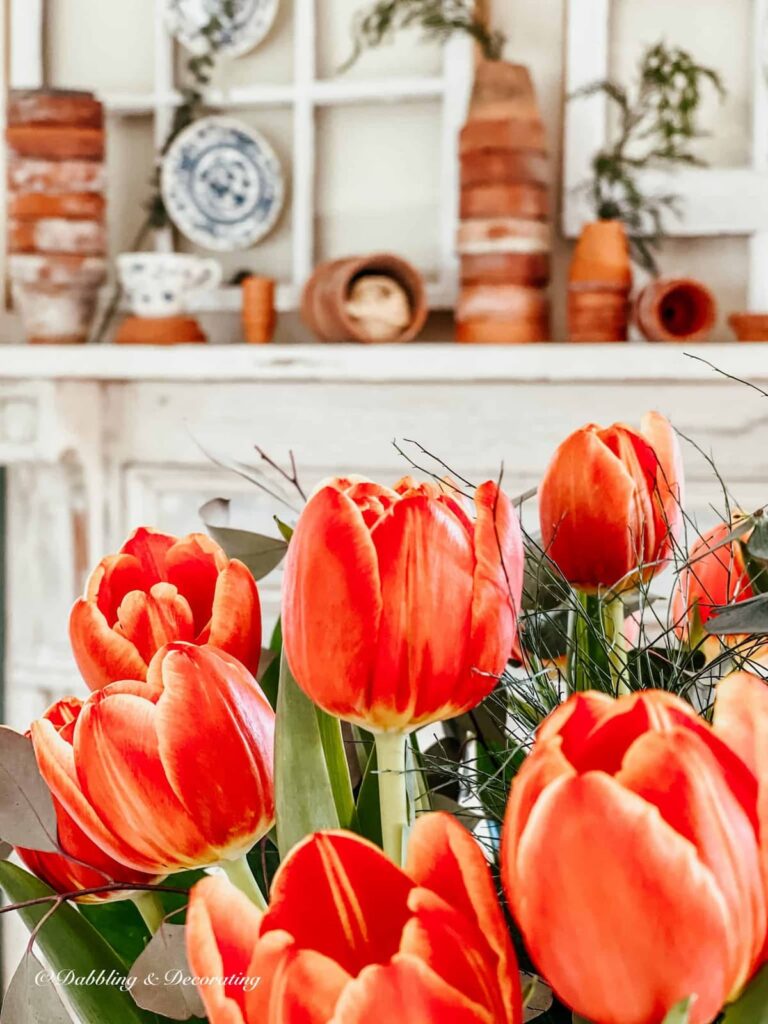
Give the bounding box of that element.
[221,855,268,911]
[132,892,166,935]
[605,595,629,694]
[375,731,408,866]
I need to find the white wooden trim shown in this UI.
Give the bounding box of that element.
[291,0,316,294]
[0,344,764,384]
[9,0,43,89]
[750,0,768,307]
[152,0,176,254]
[439,35,473,299]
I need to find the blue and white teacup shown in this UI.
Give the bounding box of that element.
[118,253,222,318]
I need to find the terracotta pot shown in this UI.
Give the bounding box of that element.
[8,157,106,194]
[728,313,768,342]
[6,125,104,161]
[569,220,632,290]
[568,291,630,343]
[457,283,548,323]
[242,276,276,343]
[9,192,106,221]
[457,217,550,255]
[456,318,550,344]
[9,218,107,255]
[460,149,549,189]
[9,254,107,344]
[8,90,104,129]
[460,117,547,155]
[301,254,428,343]
[635,278,717,342]
[114,316,207,345]
[461,182,548,221]
[461,252,550,286]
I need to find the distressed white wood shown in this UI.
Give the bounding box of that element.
[750,0,768,307]
[439,35,474,299]
[153,0,176,254]
[9,0,43,89]
[291,0,317,294]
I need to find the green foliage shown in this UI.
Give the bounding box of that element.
[722,964,768,1022]
[573,42,725,273]
[342,0,505,70]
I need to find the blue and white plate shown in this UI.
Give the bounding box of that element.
[161,116,286,251]
[164,0,278,58]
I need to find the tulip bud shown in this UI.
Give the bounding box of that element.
[186,812,522,1024]
[31,644,275,875]
[281,476,524,732]
[69,527,261,690]
[502,689,766,1024]
[538,411,683,591]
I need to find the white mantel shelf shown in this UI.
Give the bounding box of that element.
[0,343,764,384]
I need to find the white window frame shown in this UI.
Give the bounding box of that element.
[563,0,768,308]
[8,0,474,314]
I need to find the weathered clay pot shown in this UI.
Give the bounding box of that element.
[456,318,550,344]
[728,313,768,342]
[460,149,549,189]
[7,157,106,194]
[9,254,107,344]
[9,192,105,220]
[242,275,276,344]
[8,90,104,129]
[460,182,548,221]
[568,220,632,342]
[461,252,550,286]
[301,254,428,343]
[114,316,207,345]
[635,278,717,342]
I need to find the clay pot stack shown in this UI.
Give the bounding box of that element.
[568,220,632,343]
[456,60,550,344]
[6,89,107,344]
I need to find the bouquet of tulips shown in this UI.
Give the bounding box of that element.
[3,409,768,1024]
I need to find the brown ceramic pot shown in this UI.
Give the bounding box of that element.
[635,278,717,342]
[301,254,428,343]
[728,313,768,342]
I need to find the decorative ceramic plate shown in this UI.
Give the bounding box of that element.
[164,0,278,58]
[161,116,285,251]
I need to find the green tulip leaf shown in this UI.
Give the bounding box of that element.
[0,727,59,853]
[355,744,382,846]
[316,710,357,831]
[199,498,287,580]
[0,861,154,1023]
[1,951,72,1024]
[722,965,768,1022]
[275,653,340,857]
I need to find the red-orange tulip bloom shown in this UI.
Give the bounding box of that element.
[539,411,683,591]
[502,690,766,1024]
[31,644,275,875]
[282,476,523,731]
[672,521,754,653]
[18,698,159,901]
[187,812,521,1024]
[70,527,261,690]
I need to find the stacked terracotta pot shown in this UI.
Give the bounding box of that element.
[568,221,632,343]
[456,60,550,344]
[6,89,107,344]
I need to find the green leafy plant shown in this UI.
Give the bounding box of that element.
[342,0,505,70]
[573,42,725,273]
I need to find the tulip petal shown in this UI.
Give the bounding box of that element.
[187,876,263,1024]
[618,728,766,992]
[539,428,639,589]
[407,812,521,1023]
[469,482,523,688]
[74,684,213,871]
[261,831,413,977]
[597,425,660,565]
[245,931,350,1023]
[641,411,684,562]
[507,772,732,1024]
[368,495,474,729]
[165,533,227,634]
[69,599,149,691]
[282,486,382,722]
[114,583,195,664]
[155,646,274,853]
[330,955,492,1024]
[120,527,175,580]
[86,554,148,624]
[208,561,262,676]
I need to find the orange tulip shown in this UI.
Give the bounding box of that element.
[502,689,766,1024]
[539,411,683,591]
[69,527,261,690]
[18,698,160,902]
[31,644,275,875]
[672,521,754,654]
[186,812,521,1024]
[282,476,523,732]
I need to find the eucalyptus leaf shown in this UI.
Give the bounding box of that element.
[520,972,553,1022]
[722,964,768,1022]
[199,498,287,580]
[746,516,768,560]
[0,862,153,1024]
[275,652,340,857]
[705,593,768,635]
[1,952,72,1024]
[0,727,59,852]
[128,925,205,1021]
[662,998,691,1023]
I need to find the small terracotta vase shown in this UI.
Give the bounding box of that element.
[242,275,276,343]
[9,254,107,344]
[635,278,717,342]
[568,220,632,342]
[301,254,428,343]
[728,313,768,342]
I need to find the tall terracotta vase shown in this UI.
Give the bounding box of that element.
[6,89,107,343]
[456,60,550,344]
[568,220,631,343]
[634,278,716,342]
